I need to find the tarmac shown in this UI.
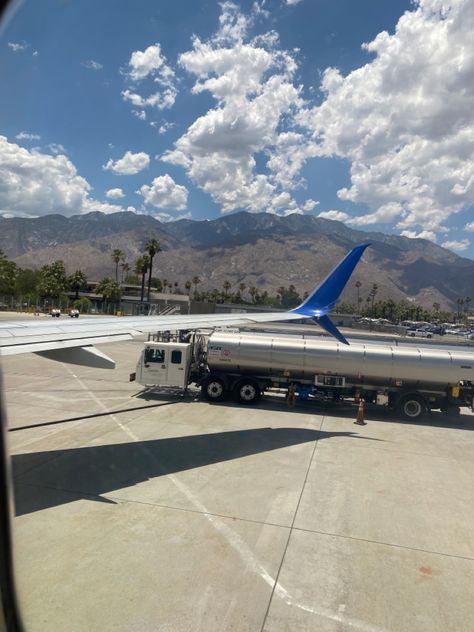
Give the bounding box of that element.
[1,315,474,631]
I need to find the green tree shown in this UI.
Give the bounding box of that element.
[456,297,464,318]
[95,278,121,306]
[185,280,192,295]
[14,268,41,297]
[37,261,68,298]
[68,270,87,300]
[222,280,231,301]
[369,283,378,315]
[120,262,130,284]
[145,238,161,302]
[192,276,201,299]
[111,249,124,283]
[355,280,362,312]
[134,256,150,302]
[0,257,18,295]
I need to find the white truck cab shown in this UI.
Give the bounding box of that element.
[135,341,192,388]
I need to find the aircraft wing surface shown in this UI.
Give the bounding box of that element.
[0,243,369,368]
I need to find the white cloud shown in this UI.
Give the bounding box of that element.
[298,0,474,236]
[157,121,174,134]
[132,109,146,120]
[103,151,150,175]
[32,50,38,57]
[465,221,474,231]
[8,42,28,52]
[139,174,188,211]
[121,43,177,113]
[441,238,470,251]
[318,210,351,222]
[286,0,303,5]
[162,3,310,216]
[400,229,438,242]
[16,131,40,141]
[48,143,66,155]
[122,88,176,111]
[106,188,125,199]
[0,136,121,217]
[82,60,103,70]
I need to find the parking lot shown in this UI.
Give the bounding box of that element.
[3,335,474,631]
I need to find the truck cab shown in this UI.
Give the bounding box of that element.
[135,341,192,388]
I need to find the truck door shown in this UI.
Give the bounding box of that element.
[142,346,168,385]
[166,348,188,388]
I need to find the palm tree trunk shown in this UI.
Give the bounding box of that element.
[141,272,146,302]
[147,256,154,302]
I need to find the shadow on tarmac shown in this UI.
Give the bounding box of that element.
[12,426,379,517]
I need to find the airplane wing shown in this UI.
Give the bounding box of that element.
[0,243,369,368]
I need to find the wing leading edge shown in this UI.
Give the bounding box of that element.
[0,243,368,365]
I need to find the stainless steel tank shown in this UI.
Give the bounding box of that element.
[207,332,474,389]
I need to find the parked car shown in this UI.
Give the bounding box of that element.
[68,309,80,318]
[407,329,433,338]
[50,308,61,317]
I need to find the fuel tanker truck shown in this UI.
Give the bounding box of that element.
[131,330,474,421]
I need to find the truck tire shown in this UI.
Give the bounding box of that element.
[396,393,427,421]
[202,376,227,402]
[234,379,261,404]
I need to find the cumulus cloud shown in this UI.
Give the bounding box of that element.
[162,2,314,215]
[106,188,125,199]
[121,43,177,112]
[103,151,150,175]
[16,131,40,141]
[400,229,438,242]
[298,0,474,236]
[8,42,28,52]
[441,238,470,251]
[139,174,188,211]
[465,221,474,231]
[82,60,103,70]
[318,210,351,222]
[0,136,121,217]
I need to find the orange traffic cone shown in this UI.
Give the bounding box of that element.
[354,398,366,426]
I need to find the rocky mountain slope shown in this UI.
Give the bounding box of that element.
[1,211,473,309]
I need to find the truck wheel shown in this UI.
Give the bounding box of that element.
[234,379,261,404]
[202,376,227,402]
[397,394,427,421]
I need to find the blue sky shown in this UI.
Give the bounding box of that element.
[1,0,473,258]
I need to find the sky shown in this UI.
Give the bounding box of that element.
[1,0,473,258]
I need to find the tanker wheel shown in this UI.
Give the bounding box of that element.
[396,393,427,421]
[202,376,227,402]
[234,379,261,404]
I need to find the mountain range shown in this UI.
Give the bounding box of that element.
[1,211,473,309]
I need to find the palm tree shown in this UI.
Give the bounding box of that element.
[162,279,168,293]
[185,280,192,295]
[249,286,258,303]
[68,270,87,300]
[222,280,231,301]
[145,238,161,302]
[120,262,130,284]
[111,249,124,283]
[465,296,471,316]
[135,256,150,302]
[355,280,362,312]
[369,283,378,315]
[192,276,201,299]
[456,297,464,318]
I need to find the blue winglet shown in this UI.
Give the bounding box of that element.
[292,243,370,317]
[290,243,369,344]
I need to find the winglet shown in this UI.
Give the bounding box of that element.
[291,243,370,317]
[315,315,349,345]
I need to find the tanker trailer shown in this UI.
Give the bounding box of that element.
[133,331,474,421]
